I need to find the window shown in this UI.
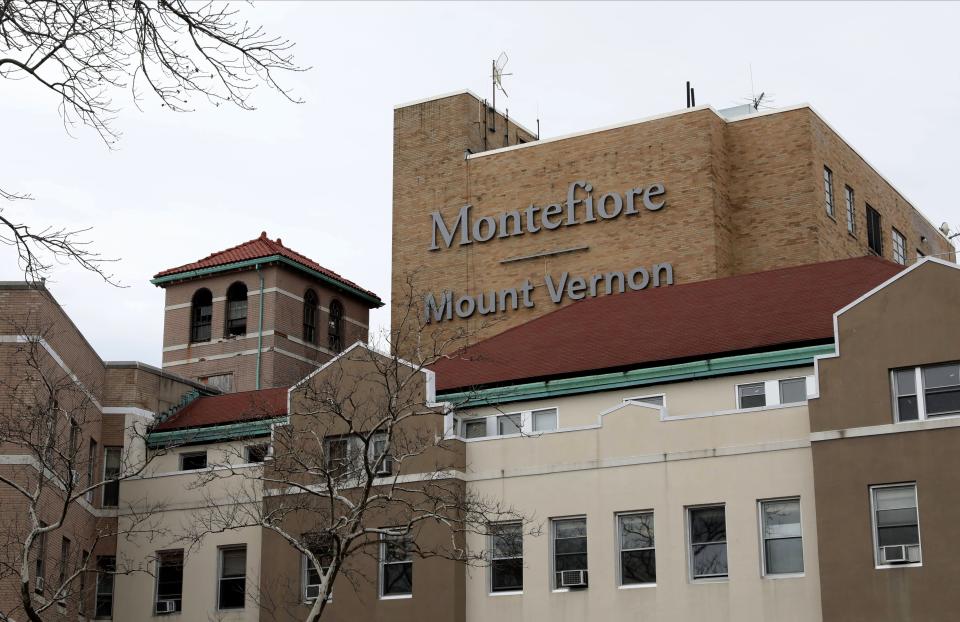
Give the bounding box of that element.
[893,363,960,421]
[225,282,248,336]
[245,443,269,463]
[779,378,807,404]
[892,228,906,265]
[490,522,523,593]
[844,185,856,234]
[217,546,247,609]
[866,204,883,255]
[760,498,804,576]
[529,408,554,432]
[34,526,47,594]
[618,512,655,586]
[95,556,115,618]
[872,484,921,566]
[69,418,80,456]
[738,383,766,408]
[324,434,391,477]
[328,300,344,352]
[303,289,319,344]
[372,434,393,476]
[59,537,70,606]
[190,288,213,342]
[86,438,97,503]
[303,534,334,601]
[625,394,664,408]
[688,505,727,580]
[102,447,121,507]
[823,166,835,217]
[380,532,413,597]
[79,550,89,616]
[462,418,487,439]
[497,413,521,435]
[155,550,183,614]
[199,373,233,393]
[552,517,588,589]
[179,451,207,471]
[324,437,353,477]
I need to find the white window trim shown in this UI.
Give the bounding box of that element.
[301,553,332,603]
[892,365,960,423]
[179,451,207,471]
[154,549,184,615]
[892,228,907,265]
[686,504,729,582]
[736,377,812,410]
[870,482,923,570]
[216,545,247,611]
[378,531,413,600]
[622,393,666,414]
[455,407,560,442]
[550,515,587,593]
[778,376,809,405]
[488,521,523,596]
[735,382,768,409]
[757,497,805,579]
[615,510,656,588]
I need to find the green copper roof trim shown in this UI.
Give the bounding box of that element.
[437,344,835,407]
[146,416,287,449]
[150,255,383,307]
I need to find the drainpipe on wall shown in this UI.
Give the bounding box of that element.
[256,263,264,390]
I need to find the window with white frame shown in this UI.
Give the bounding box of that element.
[302,534,334,602]
[490,522,523,593]
[461,418,487,439]
[892,228,906,265]
[497,413,522,436]
[553,517,588,589]
[323,433,392,477]
[872,484,921,566]
[823,166,835,217]
[845,185,856,234]
[532,408,557,432]
[618,512,655,585]
[155,549,184,614]
[95,555,115,618]
[380,532,413,597]
[737,383,766,408]
[779,378,807,404]
[760,498,804,576]
[179,451,207,471]
[624,394,664,408]
[893,363,960,421]
[217,546,246,610]
[688,505,727,580]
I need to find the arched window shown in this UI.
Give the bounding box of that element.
[328,300,344,352]
[190,288,213,343]
[225,282,248,337]
[303,289,318,344]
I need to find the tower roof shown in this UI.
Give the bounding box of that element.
[151,232,382,307]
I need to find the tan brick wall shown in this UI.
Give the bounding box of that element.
[391,94,955,350]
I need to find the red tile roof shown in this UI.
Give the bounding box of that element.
[432,256,903,392]
[153,232,382,305]
[155,386,288,431]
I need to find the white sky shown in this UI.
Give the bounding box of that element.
[4,1,959,366]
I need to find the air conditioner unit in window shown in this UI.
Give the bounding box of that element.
[155,599,177,614]
[375,455,394,477]
[881,544,920,564]
[305,584,320,600]
[34,576,44,593]
[559,569,588,588]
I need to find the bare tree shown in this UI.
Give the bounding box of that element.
[0,0,302,284]
[0,320,175,622]
[180,286,534,622]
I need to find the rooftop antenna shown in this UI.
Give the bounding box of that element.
[490,52,511,132]
[745,65,774,111]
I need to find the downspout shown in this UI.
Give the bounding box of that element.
[256,263,264,390]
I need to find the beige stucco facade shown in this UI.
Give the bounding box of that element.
[457,366,822,622]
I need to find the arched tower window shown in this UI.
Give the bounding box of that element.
[303,289,319,344]
[190,288,213,343]
[225,282,248,337]
[328,300,344,352]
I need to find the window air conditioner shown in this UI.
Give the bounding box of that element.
[305,584,320,600]
[559,569,588,588]
[155,600,177,614]
[35,576,44,592]
[375,455,394,477]
[881,544,920,564]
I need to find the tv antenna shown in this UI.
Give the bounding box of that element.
[745,64,774,111]
[491,52,511,114]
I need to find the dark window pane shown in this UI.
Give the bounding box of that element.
[554,537,587,555]
[218,578,245,609]
[621,549,656,584]
[878,525,920,548]
[924,388,960,416]
[876,507,918,528]
[690,507,726,543]
[738,383,766,408]
[491,558,523,591]
[180,453,207,470]
[620,514,654,549]
[923,364,960,389]
[492,523,523,558]
[692,543,728,577]
[897,396,919,421]
[554,519,586,539]
[382,562,412,595]
[555,553,588,572]
[95,556,115,618]
[765,537,804,574]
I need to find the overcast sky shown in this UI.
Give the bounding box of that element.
[4,1,959,366]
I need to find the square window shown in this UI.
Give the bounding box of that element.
[689,506,727,579]
[245,444,270,463]
[497,414,522,436]
[490,522,523,593]
[872,484,921,566]
[922,363,960,417]
[553,517,588,589]
[737,383,766,409]
[532,409,557,432]
[760,499,804,575]
[179,452,207,471]
[779,378,807,404]
[462,419,487,439]
[618,512,655,585]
